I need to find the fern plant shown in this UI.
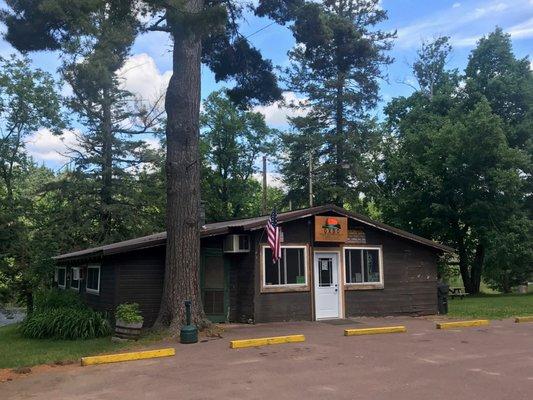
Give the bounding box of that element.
[20,308,111,340]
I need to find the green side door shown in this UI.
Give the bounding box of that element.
[200,248,229,323]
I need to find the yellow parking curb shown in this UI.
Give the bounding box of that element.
[515,316,533,323]
[436,320,489,329]
[344,326,407,336]
[230,334,305,349]
[81,348,175,366]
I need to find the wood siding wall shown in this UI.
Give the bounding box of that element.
[253,215,439,322]
[112,247,165,327]
[60,211,440,326]
[344,221,438,316]
[253,219,313,323]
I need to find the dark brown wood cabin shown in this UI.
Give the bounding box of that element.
[53,205,453,326]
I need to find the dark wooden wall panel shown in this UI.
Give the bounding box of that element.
[229,247,255,323]
[253,219,313,323]
[344,222,439,316]
[112,247,165,327]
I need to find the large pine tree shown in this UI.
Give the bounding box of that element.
[261,0,395,207]
[3,0,164,244]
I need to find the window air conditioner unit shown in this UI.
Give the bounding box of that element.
[223,234,250,253]
[72,267,82,281]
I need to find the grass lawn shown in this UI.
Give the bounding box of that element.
[448,292,533,320]
[0,324,167,369]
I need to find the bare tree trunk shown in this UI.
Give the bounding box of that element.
[155,0,207,331]
[470,243,484,294]
[457,236,483,294]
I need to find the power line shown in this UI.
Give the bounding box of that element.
[245,21,277,39]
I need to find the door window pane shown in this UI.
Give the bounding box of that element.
[318,258,333,287]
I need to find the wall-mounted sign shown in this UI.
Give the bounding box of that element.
[314,216,348,242]
[347,228,366,244]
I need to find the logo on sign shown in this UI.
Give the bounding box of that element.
[322,217,341,235]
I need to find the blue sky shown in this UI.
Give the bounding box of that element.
[0,0,531,170]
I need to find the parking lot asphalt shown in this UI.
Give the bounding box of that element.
[2,316,533,400]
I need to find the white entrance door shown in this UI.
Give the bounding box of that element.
[314,252,340,319]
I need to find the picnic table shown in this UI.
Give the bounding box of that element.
[449,287,468,300]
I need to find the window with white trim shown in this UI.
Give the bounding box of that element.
[70,267,80,291]
[344,247,382,284]
[86,265,100,294]
[57,267,66,289]
[263,246,307,286]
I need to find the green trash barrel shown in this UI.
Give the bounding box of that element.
[180,300,198,344]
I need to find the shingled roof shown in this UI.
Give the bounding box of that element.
[54,204,453,262]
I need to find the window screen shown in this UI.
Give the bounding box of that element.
[264,247,306,286]
[86,266,100,292]
[345,249,381,284]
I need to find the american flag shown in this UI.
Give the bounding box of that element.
[266,209,282,263]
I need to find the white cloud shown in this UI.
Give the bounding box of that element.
[143,137,162,151]
[507,17,533,39]
[253,171,285,189]
[396,1,529,49]
[253,92,308,128]
[453,17,533,47]
[117,53,172,103]
[26,128,80,164]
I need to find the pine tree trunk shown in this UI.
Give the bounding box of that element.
[334,75,345,207]
[155,0,207,331]
[100,89,113,241]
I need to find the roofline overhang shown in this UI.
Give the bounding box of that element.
[54,204,454,262]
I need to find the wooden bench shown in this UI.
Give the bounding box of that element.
[449,287,468,300]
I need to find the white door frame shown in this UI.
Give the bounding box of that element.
[313,250,343,320]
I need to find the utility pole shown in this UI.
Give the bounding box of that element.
[309,151,313,207]
[262,155,267,215]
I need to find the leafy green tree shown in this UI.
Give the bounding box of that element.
[464,28,532,230]
[0,55,63,206]
[380,37,530,294]
[483,214,532,293]
[0,56,63,310]
[465,28,532,149]
[261,0,394,207]
[463,28,532,291]
[200,91,276,222]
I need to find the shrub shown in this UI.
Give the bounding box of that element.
[115,303,143,324]
[34,289,85,312]
[20,308,111,340]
